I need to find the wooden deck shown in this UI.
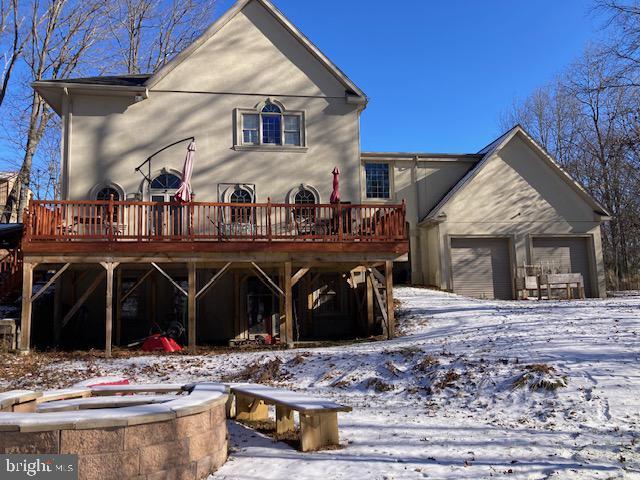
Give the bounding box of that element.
[22,199,408,255]
[18,199,406,356]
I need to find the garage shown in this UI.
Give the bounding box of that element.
[450,237,513,300]
[531,236,594,297]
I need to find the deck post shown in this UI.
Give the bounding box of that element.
[53,274,63,346]
[115,268,122,345]
[101,262,118,358]
[188,262,197,350]
[385,260,395,339]
[284,261,294,347]
[365,270,374,335]
[19,262,35,352]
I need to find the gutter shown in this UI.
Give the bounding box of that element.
[32,81,149,98]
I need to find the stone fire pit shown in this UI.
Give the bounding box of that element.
[0,383,228,480]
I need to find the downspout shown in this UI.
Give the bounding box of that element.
[412,155,423,284]
[61,88,71,200]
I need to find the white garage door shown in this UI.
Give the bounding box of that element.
[450,238,512,300]
[532,237,593,297]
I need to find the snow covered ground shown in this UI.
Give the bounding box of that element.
[3,287,639,479]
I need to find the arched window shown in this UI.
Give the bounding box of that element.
[293,187,317,226]
[239,100,303,147]
[261,102,282,145]
[294,188,315,205]
[262,103,281,113]
[151,173,181,190]
[230,187,253,203]
[95,185,122,222]
[96,186,120,201]
[230,187,253,223]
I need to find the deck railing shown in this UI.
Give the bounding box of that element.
[0,247,22,299]
[24,199,406,243]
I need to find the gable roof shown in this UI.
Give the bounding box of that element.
[420,125,611,224]
[145,0,367,100]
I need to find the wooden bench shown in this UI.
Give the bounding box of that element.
[229,384,351,452]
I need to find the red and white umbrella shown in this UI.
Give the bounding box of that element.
[330,166,340,203]
[175,140,196,202]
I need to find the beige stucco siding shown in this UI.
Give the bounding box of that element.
[360,156,474,284]
[430,134,606,297]
[445,136,597,225]
[63,0,362,204]
[67,92,360,202]
[154,1,347,98]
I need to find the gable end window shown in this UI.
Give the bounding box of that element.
[236,100,306,151]
[365,163,390,199]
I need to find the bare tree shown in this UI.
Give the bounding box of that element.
[502,45,640,289]
[0,0,28,107]
[596,0,640,86]
[2,0,107,222]
[105,0,216,74]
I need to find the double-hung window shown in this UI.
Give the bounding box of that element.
[242,114,259,144]
[365,163,391,199]
[237,100,305,150]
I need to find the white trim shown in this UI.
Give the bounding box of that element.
[143,0,367,101]
[420,125,611,224]
[285,184,320,204]
[221,184,256,203]
[234,100,306,149]
[140,168,183,200]
[362,160,393,201]
[90,182,126,201]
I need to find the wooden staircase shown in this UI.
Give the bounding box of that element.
[365,266,394,339]
[0,248,22,303]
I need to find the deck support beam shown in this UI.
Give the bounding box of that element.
[385,260,395,339]
[365,271,374,335]
[250,262,284,297]
[19,262,36,352]
[196,262,231,299]
[100,262,119,357]
[120,269,153,304]
[188,262,197,350]
[62,272,104,328]
[31,263,70,303]
[151,262,188,297]
[115,268,122,345]
[291,267,310,287]
[284,261,294,348]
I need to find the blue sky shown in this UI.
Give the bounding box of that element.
[241,0,604,153]
[0,0,605,170]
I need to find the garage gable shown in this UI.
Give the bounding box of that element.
[423,127,609,226]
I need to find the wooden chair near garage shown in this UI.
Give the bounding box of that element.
[515,264,585,300]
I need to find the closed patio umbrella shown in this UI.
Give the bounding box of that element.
[175,140,196,202]
[330,167,340,203]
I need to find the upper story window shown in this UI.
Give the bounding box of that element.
[365,163,390,199]
[236,100,306,151]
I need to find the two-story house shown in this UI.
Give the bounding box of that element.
[16,0,608,355]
